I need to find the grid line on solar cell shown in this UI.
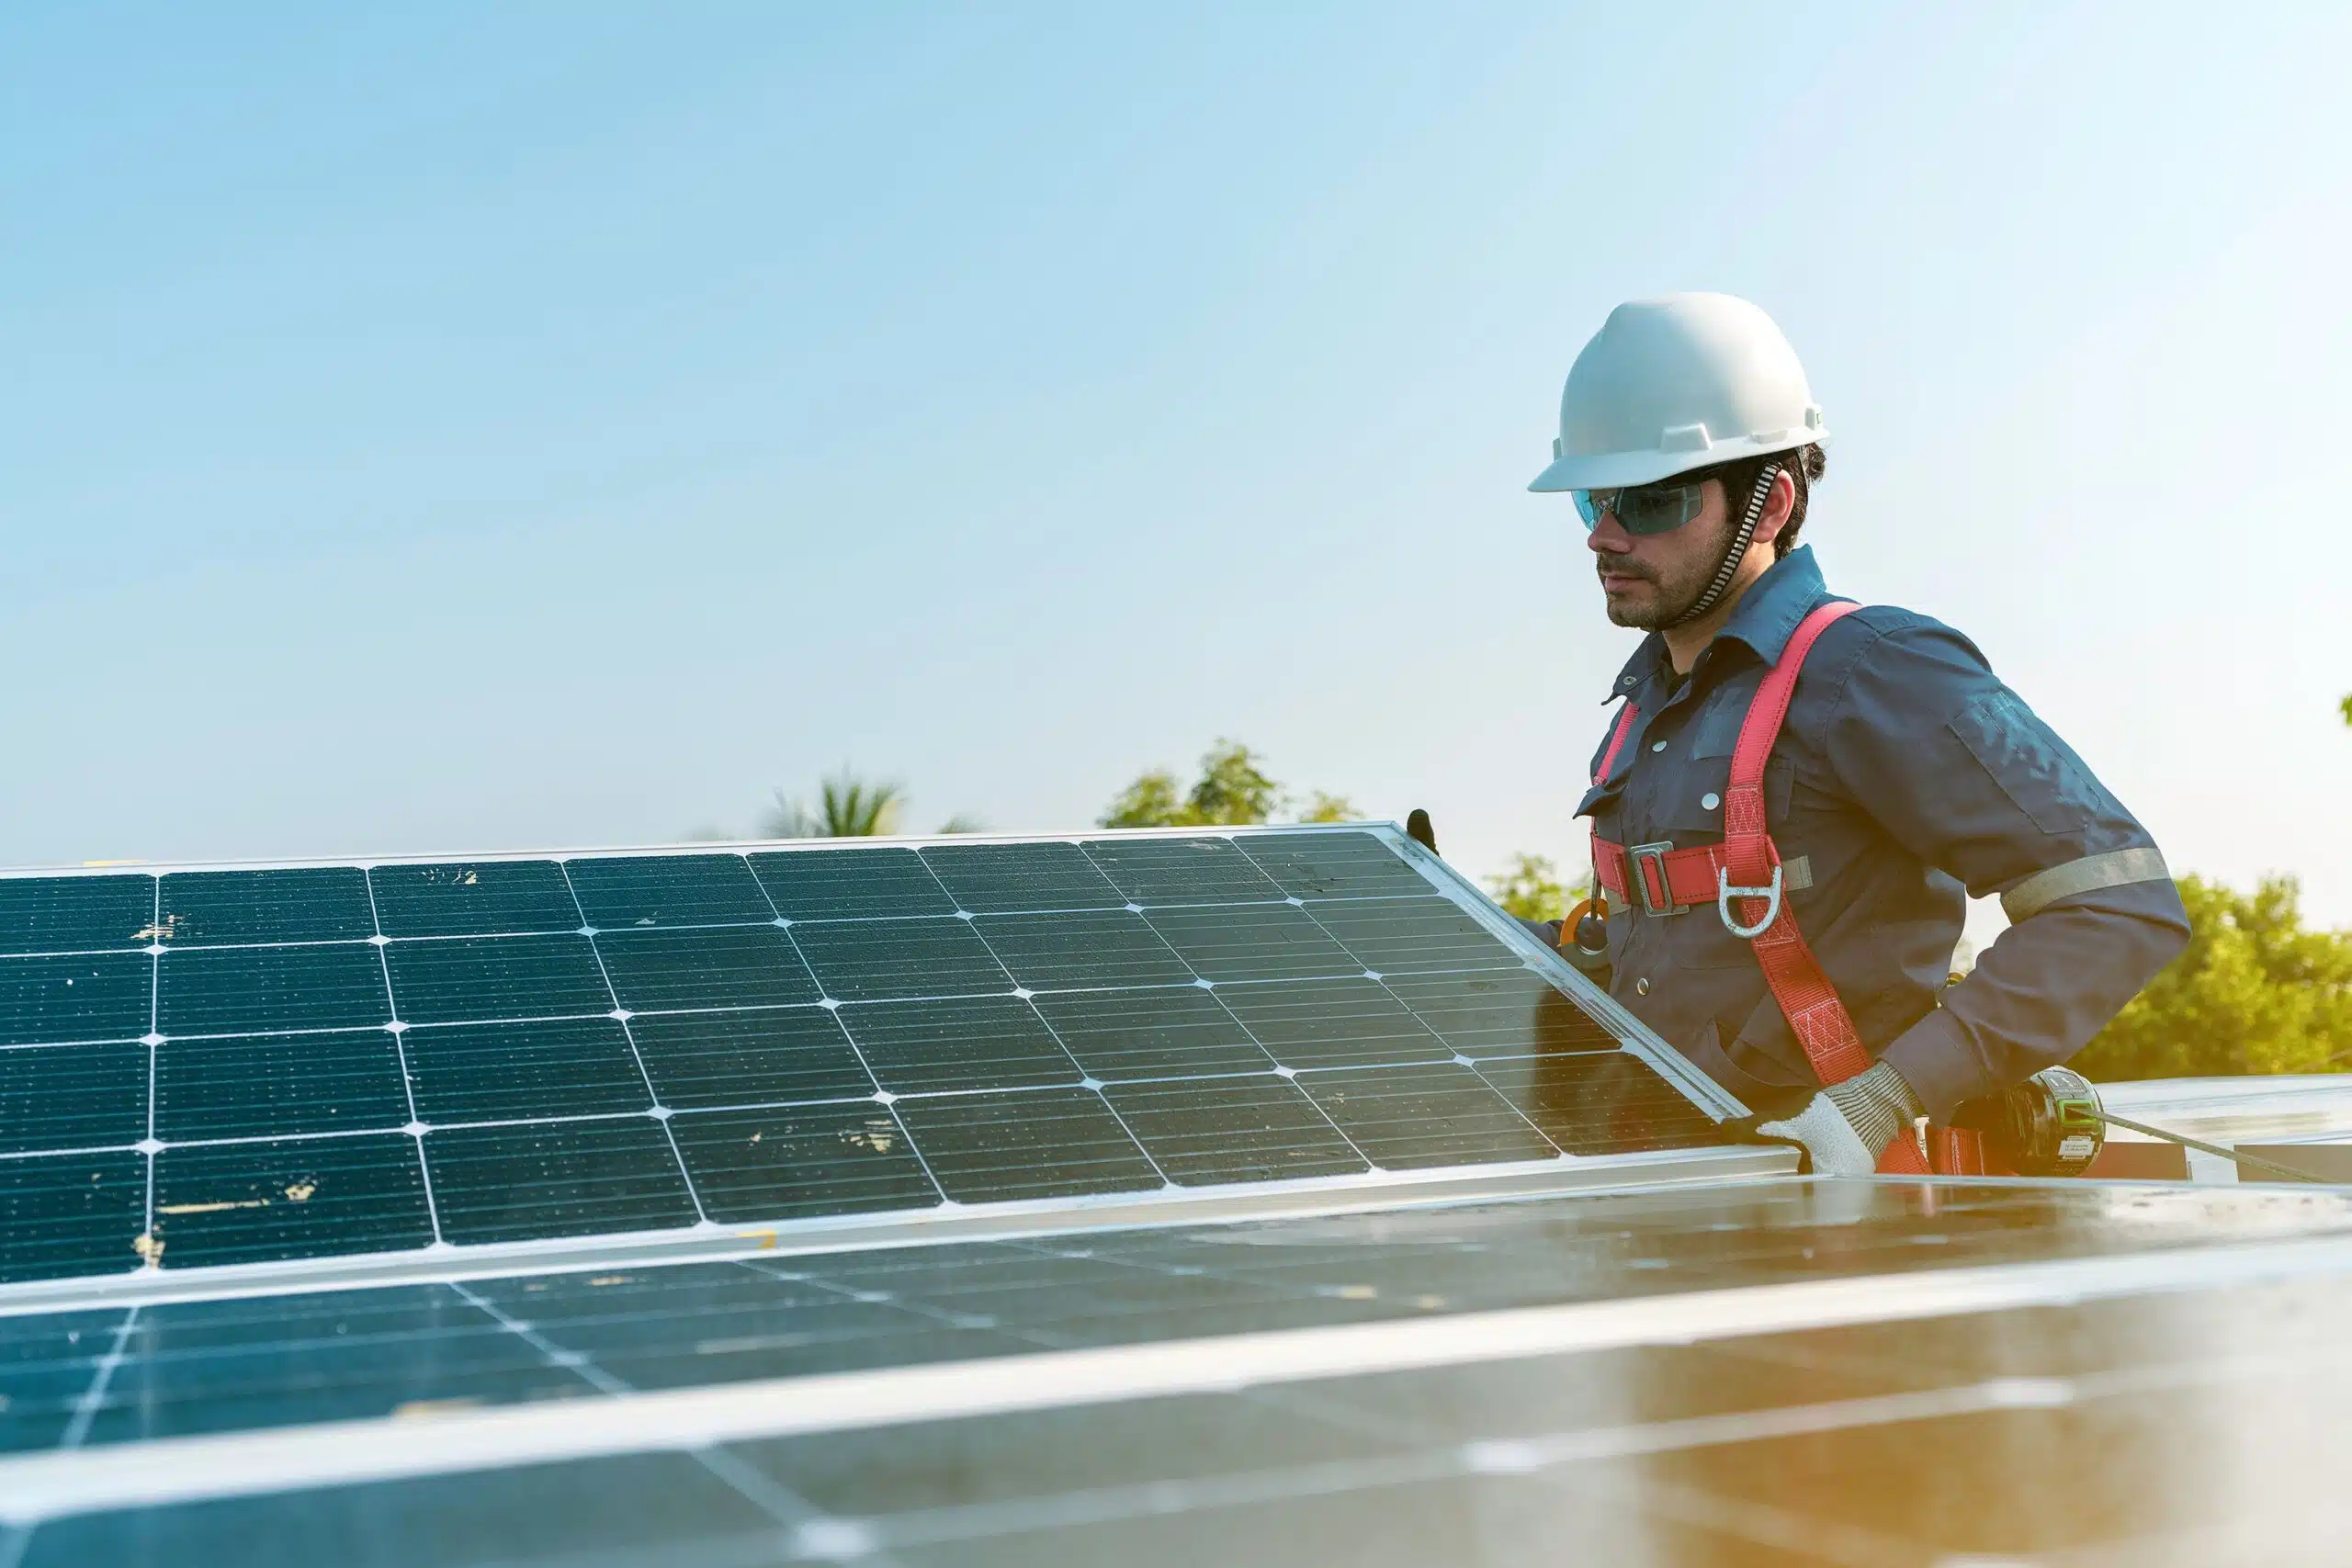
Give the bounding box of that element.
[556,863,707,1227]
[359,870,446,1249]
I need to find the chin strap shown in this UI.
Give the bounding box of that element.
[1665,461,1780,629]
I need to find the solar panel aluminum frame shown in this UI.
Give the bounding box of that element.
[0,823,1759,1310]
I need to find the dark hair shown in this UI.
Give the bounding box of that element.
[1700,443,1827,559]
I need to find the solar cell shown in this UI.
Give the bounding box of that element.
[1081,835,1287,905]
[158,868,375,946]
[970,908,1193,991]
[153,1032,408,1141]
[892,1088,1165,1202]
[625,1006,874,1108]
[151,1134,433,1269]
[0,1043,145,1154]
[592,925,819,1011]
[1141,901,1361,983]
[0,876,154,956]
[563,854,773,930]
[1102,1075,1371,1185]
[364,859,582,939]
[424,1119,696,1245]
[0,826,1733,1288]
[1027,987,1275,1080]
[667,1102,936,1221]
[157,942,390,1036]
[787,916,1010,1001]
[0,953,151,1046]
[919,840,1126,913]
[749,845,956,922]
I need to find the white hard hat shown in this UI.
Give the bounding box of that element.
[1528,293,1827,493]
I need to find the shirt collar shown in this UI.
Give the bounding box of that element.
[1714,545,1833,666]
[1596,546,1835,703]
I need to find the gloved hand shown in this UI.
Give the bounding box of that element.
[1744,1060,1924,1177]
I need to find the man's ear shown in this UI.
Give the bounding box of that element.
[1749,468,1797,548]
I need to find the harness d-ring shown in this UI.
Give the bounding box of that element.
[1716,864,1783,938]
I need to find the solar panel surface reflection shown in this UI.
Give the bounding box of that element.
[0,829,1724,1284]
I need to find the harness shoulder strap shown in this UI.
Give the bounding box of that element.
[1724,600,1929,1174]
[1592,701,1640,785]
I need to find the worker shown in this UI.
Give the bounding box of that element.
[1514,293,2189,1173]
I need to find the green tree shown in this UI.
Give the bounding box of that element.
[1484,852,1591,923]
[1098,739,1355,829]
[764,770,905,838]
[2073,874,2352,1081]
[1297,791,1355,824]
[2340,693,2351,727]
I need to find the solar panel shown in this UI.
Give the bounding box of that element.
[8,1180,2352,1563]
[0,826,1736,1288]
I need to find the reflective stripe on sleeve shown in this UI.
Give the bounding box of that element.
[2000,846,2171,923]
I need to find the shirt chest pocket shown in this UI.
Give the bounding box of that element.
[1677,692,1798,832]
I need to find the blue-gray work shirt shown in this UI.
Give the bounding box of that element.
[1574,545,2188,1122]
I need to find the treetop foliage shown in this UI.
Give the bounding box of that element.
[1099,739,1354,829]
[765,771,910,838]
[1485,852,1589,923]
[2073,874,2352,1081]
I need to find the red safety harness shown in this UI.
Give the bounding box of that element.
[1581,602,1989,1177]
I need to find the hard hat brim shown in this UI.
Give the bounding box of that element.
[1526,429,1827,494]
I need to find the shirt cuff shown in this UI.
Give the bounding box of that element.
[1878,1008,1995,1124]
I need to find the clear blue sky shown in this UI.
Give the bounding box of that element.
[4,4,2348,942]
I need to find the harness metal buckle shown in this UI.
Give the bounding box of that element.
[1626,842,1684,918]
[1717,864,1784,939]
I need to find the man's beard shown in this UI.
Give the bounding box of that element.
[1601,545,1718,629]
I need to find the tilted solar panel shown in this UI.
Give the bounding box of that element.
[0,826,1738,1287]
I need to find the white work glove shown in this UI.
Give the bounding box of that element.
[1753,1060,1924,1177]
